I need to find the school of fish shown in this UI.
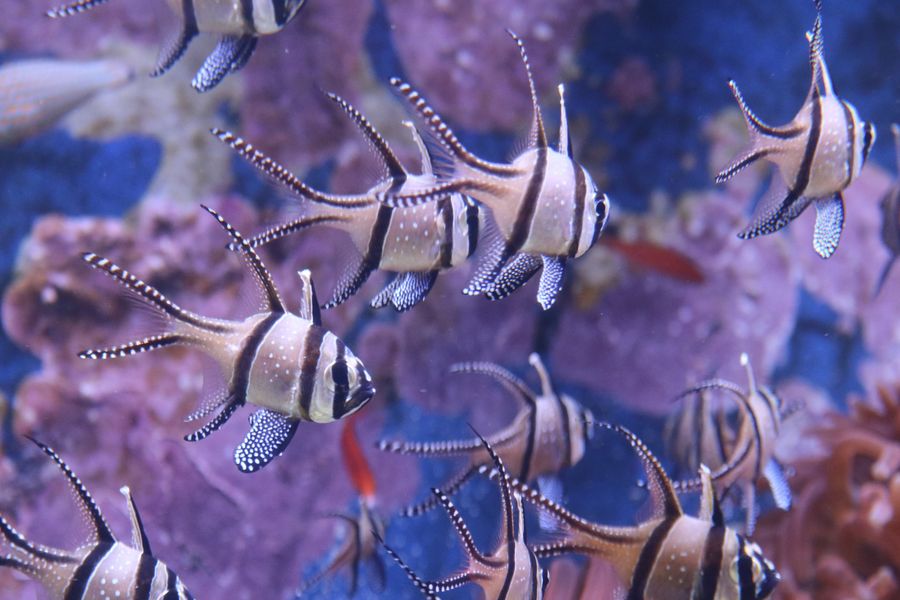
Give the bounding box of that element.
[0,0,892,597]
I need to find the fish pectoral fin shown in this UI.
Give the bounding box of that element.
[192,35,258,93]
[233,409,299,473]
[813,194,845,259]
[324,256,374,309]
[390,271,438,312]
[151,22,198,78]
[763,458,792,511]
[537,255,566,310]
[482,253,542,301]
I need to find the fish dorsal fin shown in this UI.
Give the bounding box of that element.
[697,465,724,526]
[529,353,555,397]
[211,129,373,209]
[297,269,322,325]
[403,120,434,176]
[201,205,286,314]
[558,84,572,157]
[892,124,900,174]
[507,30,548,149]
[326,92,407,182]
[740,352,758,397]
[28,438,115,544]
[599,423,683,519]
[805,5,833,99]
[450,361,537,408]
[46,0,110,18]
[120,486,152,555]
[432,487,487,566]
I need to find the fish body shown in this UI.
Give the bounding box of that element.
[716,0,875,259]
[0,439,193,599]
[79,206,374,472]
[380,431,548,600]
[875,124,900,296]
[47,0,307,91]
[518,424,780,599]
[214,95,482,311]
[378,31,609,309]
[670,354,791,534]
[379,353,592,516]
[0,58,132,145]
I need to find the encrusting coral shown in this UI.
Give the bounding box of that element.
[755,383,900,600]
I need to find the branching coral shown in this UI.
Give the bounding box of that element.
[755,384,900,600]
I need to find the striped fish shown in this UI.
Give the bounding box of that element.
[376,31,610,310]
[78,205,375,473]
[664,387,736,480]
[378,353,592,517]
[0,58,133,145]
[212,93,482,312]
[46,0,307,92]
[0,438,194,599]
[295,418,386,597]
[716,0,876,259]
[515,423,781,599]
[379,430,548,600]
[875,124,900,296]
[670,353,792,535]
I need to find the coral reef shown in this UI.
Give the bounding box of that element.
[755,383,900,600]
[0,196,418,599]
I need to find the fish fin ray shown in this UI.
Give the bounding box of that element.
[79,333,182,360]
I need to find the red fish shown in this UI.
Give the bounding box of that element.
[341,413,377,502]
[602,236,705,284]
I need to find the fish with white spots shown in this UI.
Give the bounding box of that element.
[46,0,307,92]
[0,438,194,600]
[376,31,610,310]
[78,205,375,473]
[213,94,482,311]
[716,0,876,259]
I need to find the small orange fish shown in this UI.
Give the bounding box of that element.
[341,414,377,503]
[602,236,705,284]
[0,58,132,145]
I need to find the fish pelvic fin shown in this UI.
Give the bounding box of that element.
[192,34,257,93]
[812,194,844,259]
[46,0,110,18]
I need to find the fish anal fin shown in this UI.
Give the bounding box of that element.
[813,194,844,259]
[464,229,512,297]
[192,35,257,93]
[234,409,299,473]
[324,256,375,309]
[389,271,437,312]
[79,333,182,360]
[715,147,775,184]
[119,486,152,555]
[184,397,241,442]
[482,253,542,302]
[370,275,402,309]
[738,178,811,241]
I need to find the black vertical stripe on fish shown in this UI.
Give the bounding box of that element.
[235,313,282,403]
[566,166,587,258]
[165,565,179,598]
[63,542,115,600]
[518,405,539,483]
[787,95,824,209]
[496,507,518,600]
[273,0,288,26]
[527,543,541,599]
[239,0,256,32]
[508,147,549,254]
[330,339,349,419]
[465,200,480,258]
[840,101,857,188]
[133,553,158,600]
[298,326,326,417]
[862,122,875,163]
[626,517,678,600]
[737,539,756,600]
[182,0,198,32]
[695,524,726,600]
[555,396,573,467]
[365,205,394,268]
[438,198,455,268]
